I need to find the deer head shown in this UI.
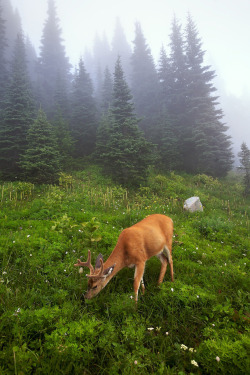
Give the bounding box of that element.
[74,250,115,299]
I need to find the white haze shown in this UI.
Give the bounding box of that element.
[10,0,250,152]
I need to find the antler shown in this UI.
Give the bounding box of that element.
[86,258,105,279]
[74,249,94,275]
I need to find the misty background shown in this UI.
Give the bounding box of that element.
[1,0,250,178]
[2,0,250,168]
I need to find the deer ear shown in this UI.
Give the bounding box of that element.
[103,264,115,277]
[95,253,104,269]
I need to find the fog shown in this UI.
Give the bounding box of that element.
[9,0,250,155]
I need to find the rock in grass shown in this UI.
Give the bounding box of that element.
[183,197,203,212]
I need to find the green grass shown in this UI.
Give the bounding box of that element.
[0,167,249,374]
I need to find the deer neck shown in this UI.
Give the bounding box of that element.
[103,245,125,277]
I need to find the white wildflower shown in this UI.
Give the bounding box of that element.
[189,348,194,352]
[147,327,154,331]
[27,235,30,238]
[180,344,188,350]
[216,356,220,362]
[171,288,174,292]
[191,359,199,367]
[166,332,169,335]
[134,360,138,365]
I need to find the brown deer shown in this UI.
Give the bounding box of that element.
[74,214,174,302]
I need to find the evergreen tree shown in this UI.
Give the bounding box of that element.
[21,109,61,184]
[0,0,8,109]
[158,46,172,112]
[167,16,187,130]
[70,58,97,157]
[131,22,160,138]
[111,18,132,82]
[156,46,179,170]
[1,0,22,61]
[25,36,37,85]
[184,14,233,175]
[237,142,250,196]
[101,66,113,113]
[53,109,74,170]
[0,33,34,179]
[38,0,71,117]
[96,57,154,186]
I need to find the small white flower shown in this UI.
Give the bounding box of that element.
[134,360,138,365]
[189,348,194,352]
[27,235,30,238]
[30,254,32,256]
[64,269,66,272]
[216,356,220,362]
[166,332,169,335]
[197,295,199,298]
[13,241,15,243]
[191,359,199,367]
[212,324,215,327]
[180,344,188,350]
[65,251,68,254]
[224,263,227,266]
[2,271,7,275]
[243,254,246,256]
[130,295,133,299]
[197,260,202,264]
[147,327,154,331]
[171,288,174,292]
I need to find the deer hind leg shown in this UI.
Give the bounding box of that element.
[163,245,174,282]
[157,254,168,285]
[134,262,145,302]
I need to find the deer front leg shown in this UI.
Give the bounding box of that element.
[134,262,145,303]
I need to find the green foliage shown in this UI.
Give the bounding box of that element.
[238,142,250,196]
[0,169,249,374]
[21,109,61,184]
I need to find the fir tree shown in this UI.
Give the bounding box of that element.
[131,22,160,138]
[111,18,132,82]
[184,14,233,176]
[70,58,97,157]
[237,142,250,196]
[21,109,61,184]
[96,57,154,186]
[53,109,74,170]
[38,0,71,117]
[101,66,113,113]
[0,33,34,179]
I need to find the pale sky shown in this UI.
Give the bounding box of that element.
[10,0,250,98]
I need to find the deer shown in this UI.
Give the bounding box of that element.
[74,214,174,302]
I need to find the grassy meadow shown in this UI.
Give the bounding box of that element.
[0,167,249,374]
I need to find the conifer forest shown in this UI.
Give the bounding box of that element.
[0,0,235,185]
[0,1,249,374]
